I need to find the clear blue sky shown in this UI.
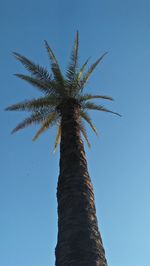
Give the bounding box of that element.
[1,0,150,265]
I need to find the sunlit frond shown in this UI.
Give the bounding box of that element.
[5,96,59,112]
[79,94,114,102]
[32,112,58,141]
[53,125,61,153]
[79,52,108,90]
[77,58,90,82]
[80,110,98,135]
[82,102,121,116]
[44,41,64,88]
[15,74,55,94]
[66,31,79,88]
[11,112,45,134]
[72,58,90,96]
[79,120,91,148]
[15,74,62,96]
[13,52,50,80]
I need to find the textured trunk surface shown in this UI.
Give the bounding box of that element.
[55,99,107,266]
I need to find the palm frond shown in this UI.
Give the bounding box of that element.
[69,57,90,97]
[66,31,79,87]
[80,110,98,135]
[32,112,58,141]
[11,112,45,134]
[79,94,113,102]
[15,74,64,96]
[53,124,61,153]
[44,40,64,89]
[79,52,108,90]
[77,58,90,82]
[13,52,50,80]
[72,58,90,96]
[5,96,59,112]
[82,102,121,116]
[15,74,58,95]
[79,119,91,148]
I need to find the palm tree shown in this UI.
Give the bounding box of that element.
[6,32,120,266]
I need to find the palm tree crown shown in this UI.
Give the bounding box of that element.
[6,32,120,149]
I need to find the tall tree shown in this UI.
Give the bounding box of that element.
[6,32,120,266]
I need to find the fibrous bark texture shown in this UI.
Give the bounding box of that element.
[55,99,107,266]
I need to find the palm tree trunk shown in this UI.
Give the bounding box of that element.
[55,99,108,266]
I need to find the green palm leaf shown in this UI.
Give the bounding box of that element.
[82,102,121,116]
[44,40,64,89]
[5,96,59,112]
[15,74,64,96]
[32,112,58,141]
[80,110,98,135]
[14,74,56,95]
[72,58,90,96]
[79,94,114,102]
[79,52,108,90]
[11,112,45,134]
[13,52,50,80]
[77,58,90,82]
[66,31,79,87]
